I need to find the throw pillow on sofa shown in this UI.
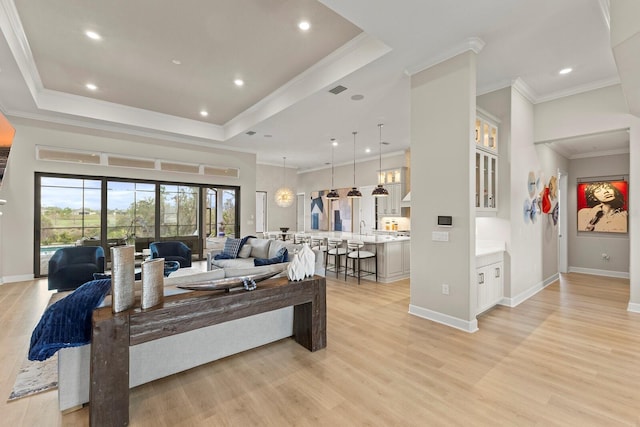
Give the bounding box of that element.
[249,238,271,259]
[216,235,254,260]
[254,248,288,266]
[237,244,252,258]
[220,237,243,258]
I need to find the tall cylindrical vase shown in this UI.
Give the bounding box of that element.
[111,245,136,313]
[141,258,164,309]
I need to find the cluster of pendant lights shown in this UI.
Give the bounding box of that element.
[327,123,388,200]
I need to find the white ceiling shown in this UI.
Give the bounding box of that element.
[0,0,628,171]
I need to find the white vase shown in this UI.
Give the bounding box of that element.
[300,243,315,278]
[287,252,305,281]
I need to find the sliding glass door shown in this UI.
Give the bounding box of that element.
[35,173,239,277]
[38,177,101,274]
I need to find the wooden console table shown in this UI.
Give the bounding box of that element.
[89,275,326,426]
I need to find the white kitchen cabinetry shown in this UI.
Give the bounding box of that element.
[376,168,407,217]
[476,251,503,315]
[475,111,499,213]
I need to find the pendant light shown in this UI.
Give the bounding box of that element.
[372,123,389,197]
[274,157,294,207]
[326,139,339,200]
[347,131,362,198]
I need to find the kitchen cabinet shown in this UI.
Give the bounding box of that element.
[376,168,407,217]
[476,251,503,315]
[475,110,499,213]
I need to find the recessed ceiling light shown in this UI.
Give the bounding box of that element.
[171,59,182,65]
[298,21,310,31]
[559,67,573,75]
[234,79,244,87]
[351,94,364,101]
[85,83,97,91]
[200,110,208,117]
[264,134,272,138]
[365,148,371,153]
[85,30,101,40]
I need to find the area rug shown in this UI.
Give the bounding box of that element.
[7,353,58,401]
[7,291,69,402]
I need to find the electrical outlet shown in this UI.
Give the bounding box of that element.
[442,284,450,295]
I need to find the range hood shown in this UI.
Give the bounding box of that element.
[401,191,411,207]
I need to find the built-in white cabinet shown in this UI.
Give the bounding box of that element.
[476,251,504,315]
[376,168,407,217]
[475,111,499,213]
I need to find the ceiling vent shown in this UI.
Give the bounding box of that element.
[328,85,347,95]
[246,131,256,136]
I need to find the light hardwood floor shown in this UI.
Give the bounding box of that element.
[2,272,640,426]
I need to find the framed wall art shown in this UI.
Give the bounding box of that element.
[577,180,628,233]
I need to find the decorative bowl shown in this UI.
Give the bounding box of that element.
[280,227,290,233]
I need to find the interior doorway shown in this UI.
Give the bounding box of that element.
[296,193,305,231]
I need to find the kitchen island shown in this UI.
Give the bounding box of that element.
[310,232,410,283]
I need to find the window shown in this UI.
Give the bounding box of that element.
[35,173,240,277]
[39,177,101,274]
[107,181,156,239]
[160,185,199,237]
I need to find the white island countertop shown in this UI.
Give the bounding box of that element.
[309,231,410,244]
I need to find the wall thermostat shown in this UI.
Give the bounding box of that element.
[437,215,453,227]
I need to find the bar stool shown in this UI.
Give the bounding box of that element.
[294,233,311,245]
[345,240,377,284]
[310,236,328,253]
[325,238,346,277]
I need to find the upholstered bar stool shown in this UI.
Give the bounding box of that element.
[310,236,328,253]
[325,238,346,278]
[345,240,377,284]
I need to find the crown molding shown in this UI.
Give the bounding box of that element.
[598,0,611,29]
[0,0,43,100]
[403,37,486,77]
[535,77,621,104]
[569,147,629,160]
[511,78,538,104]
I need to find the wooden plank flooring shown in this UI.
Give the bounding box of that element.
[1,272,640,426]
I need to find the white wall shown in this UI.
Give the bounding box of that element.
[568,154,629,275]
[534,84,640,308]
[509,88,544,301]
[409,51,477,331]
[256,163,298,232]
[0,119,257,282]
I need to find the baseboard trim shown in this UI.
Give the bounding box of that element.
[627,302,640,313]
[408,304,478,333]
[0,274,35,284]
[501,273,558,308]
[568,266,629,279]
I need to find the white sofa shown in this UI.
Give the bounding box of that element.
[57,246,324,412]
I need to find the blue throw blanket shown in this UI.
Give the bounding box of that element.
[28,279,112,361]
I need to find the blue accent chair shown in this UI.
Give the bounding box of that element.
[48,246,105,291]
[149,241,192,268]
